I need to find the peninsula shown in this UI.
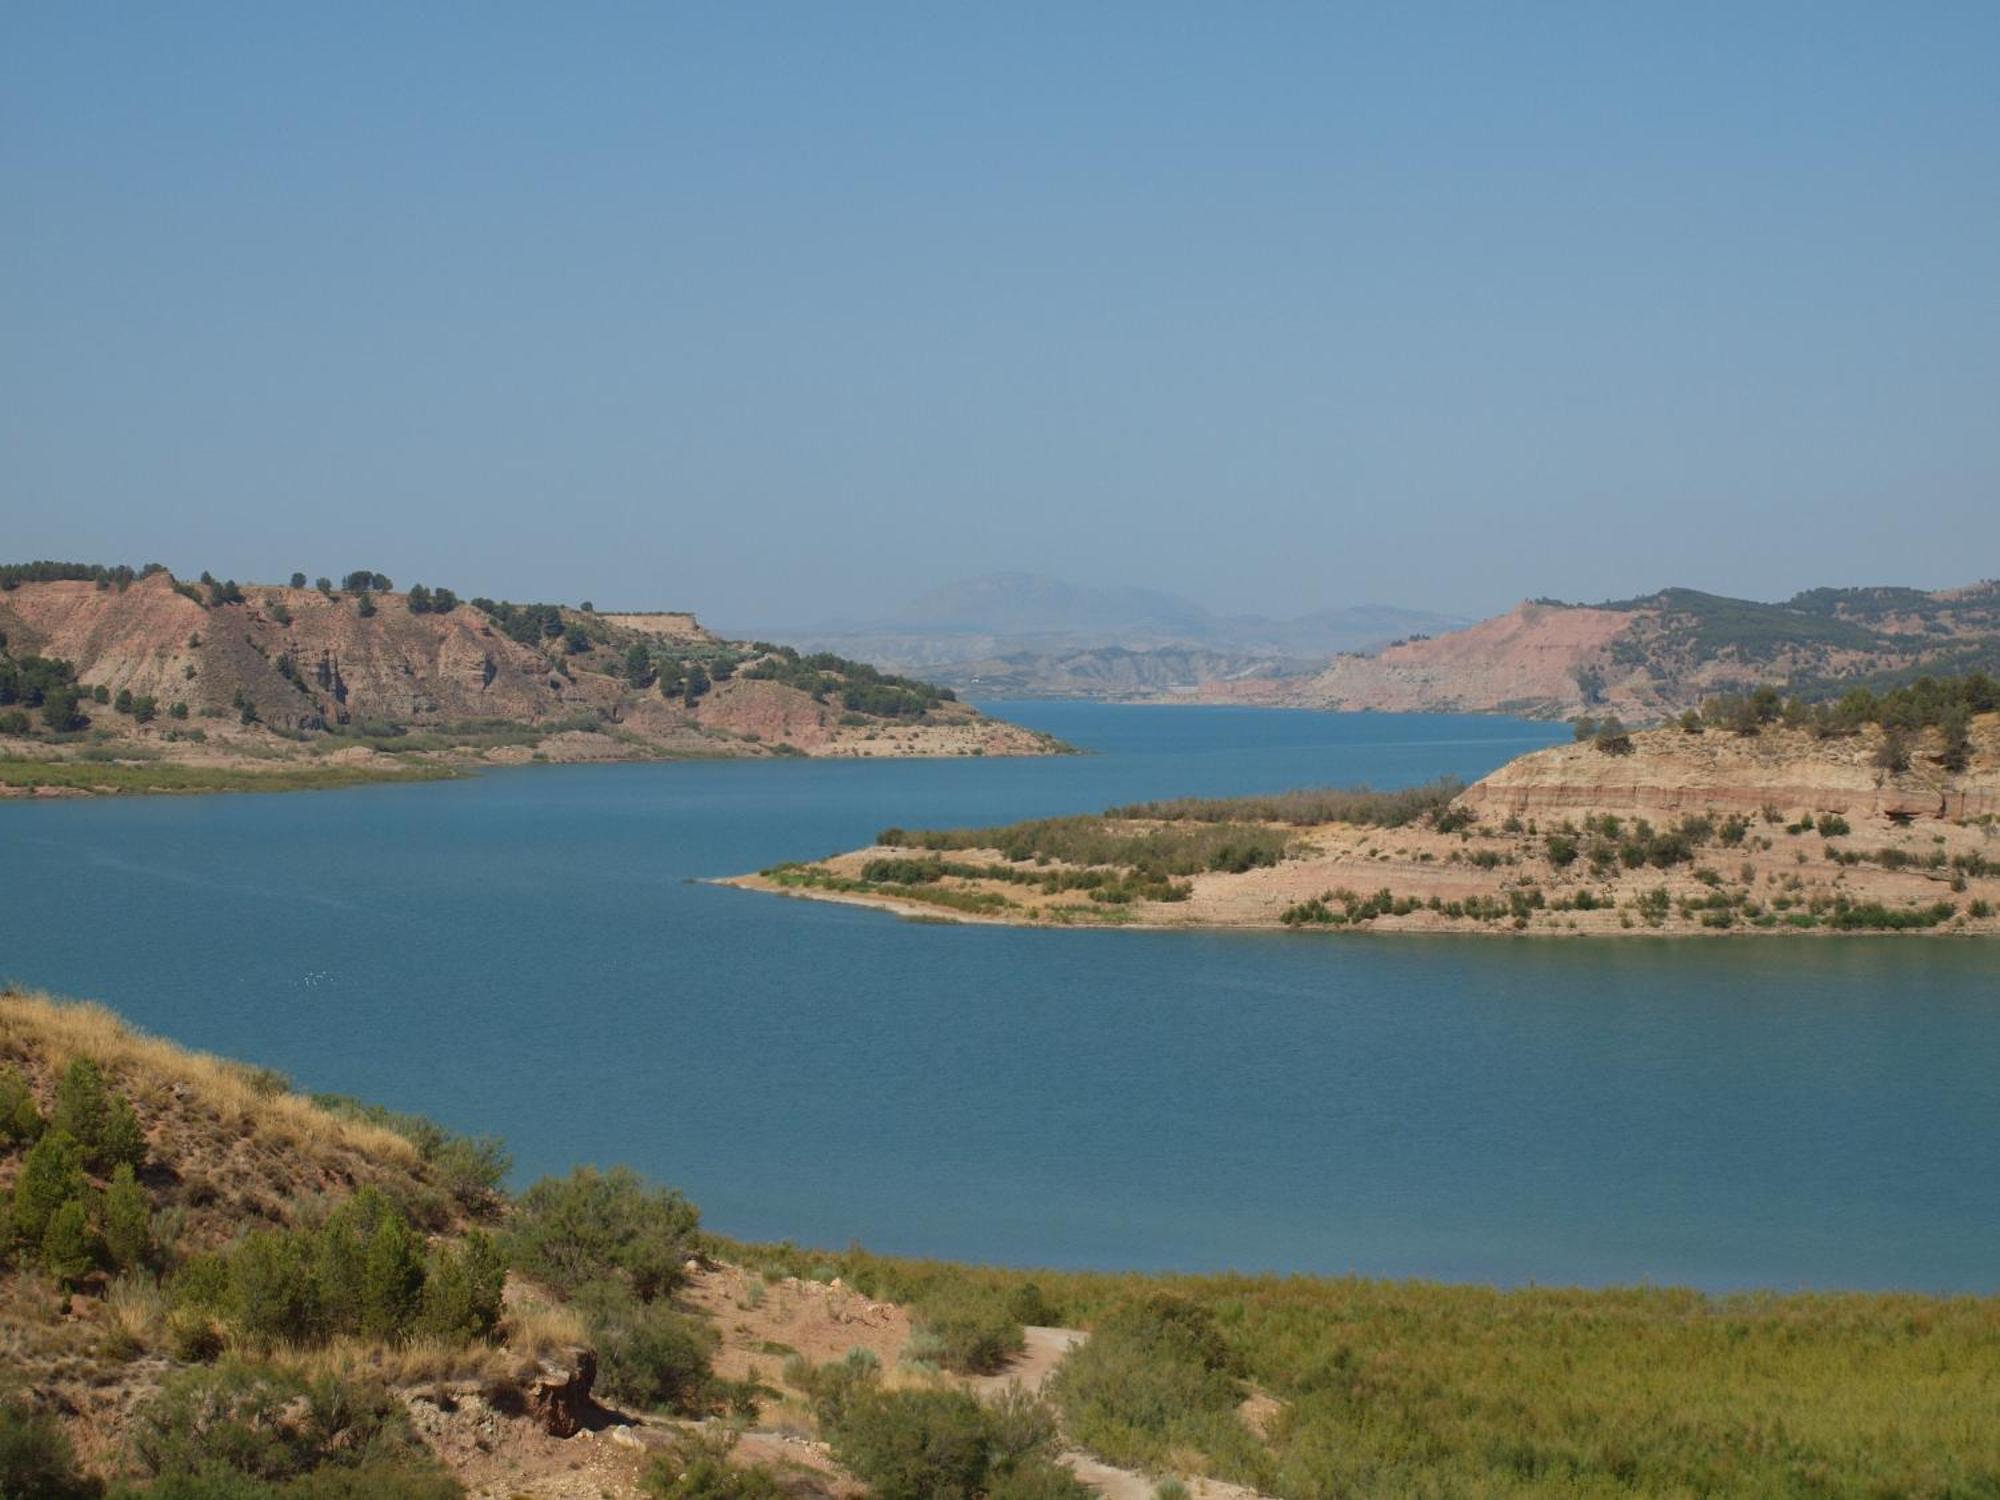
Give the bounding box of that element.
[731,681,2000,936]
[0,562,1066,795]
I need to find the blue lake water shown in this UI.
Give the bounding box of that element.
[3,703,1996,1292]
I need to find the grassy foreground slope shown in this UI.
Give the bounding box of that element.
[4,987,1995,1499]
[737,1243,2000,1500]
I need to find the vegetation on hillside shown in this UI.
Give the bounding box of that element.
[742,646,956,719]
[734,1241,2000,1500]
[1104,778,1464,827]
[7,989,2000,1499]
[0,562,1039,788]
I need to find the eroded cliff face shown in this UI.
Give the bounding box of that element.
[0,573,1065,773]
[0,573,596,731]
[1277,602,1639,717]
[1461,718,2000,822]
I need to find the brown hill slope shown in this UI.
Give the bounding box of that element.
[0,569,1066,793]
[1202,581,2000,720]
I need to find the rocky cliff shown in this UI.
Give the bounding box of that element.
[0,569,1067,785]
[1460,717,2000,823]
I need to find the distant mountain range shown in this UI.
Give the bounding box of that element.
[747,572,1473,697]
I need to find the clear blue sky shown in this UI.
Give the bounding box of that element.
[4,2,1996,625]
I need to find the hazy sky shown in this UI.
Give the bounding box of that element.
[5,3,1996,626]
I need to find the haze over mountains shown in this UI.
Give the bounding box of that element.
[748,572,1472,698]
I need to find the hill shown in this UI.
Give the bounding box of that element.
[1211,580,2000,720]
[0,564,1067,794]
[758,572,1469,699]
[730,683,2000,937]
[6,988,1999,1499]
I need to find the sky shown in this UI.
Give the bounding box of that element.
[4,2,1997,627]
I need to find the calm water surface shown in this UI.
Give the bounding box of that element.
[3,704,1995,1291]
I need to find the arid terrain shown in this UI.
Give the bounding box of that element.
[0,567,1066,795]
[1192,582,2000,720]
[0,989,1276,1500]
[729,716,2000,937]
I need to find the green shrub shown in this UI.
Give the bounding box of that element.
[0,1399,99,1500]
[195,1188,500,1350]
[11,1129,86,1244]
[1047,1295,1252,1474]
[121,1361,457,1495]
[51,1057,146,1173]
[911,1283,1026,1375]
[817,1378,1083,1500]
[102,1162,153,1272]
[416,1232,506,1342]
[228,1228,324,1346]
[1006,1280,1062,1328]
[578,1281,719,1414]
[307,1095,509,1215]
[825,1386,1005,1500]
[359,1214,427,1340]
[641,1430,786,1500]
[0,1065,43,1143]
[507,1166,700,1301]
[40,1196,97,1286]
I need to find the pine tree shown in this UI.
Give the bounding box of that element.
[360,1213,426,1341]
[51,1057,145,1173]
[0,1065,42,1144]
[102,1162,152,1272]
[40,1197,96,1287]
[418,1231,506,1341]
[12,1131,85,1244]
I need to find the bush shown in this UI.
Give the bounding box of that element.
[826,1387,1009,1500]
[416,1233,506,1342]
[0,1065,43,1143]
[307,1095,510,1214]
[816,1378,1084,1500]
[507,1166,700,1301]
[912,1283,1026,1375]
[227,1228,323,1345]
[51,1057,146,1173]
[103,1162,153,1272]
[641,1430,786,1500]
[1873,727,1911,773]
[1047,1295,1249,1473]
[11,1129,86,1245]
[203,1187,502,1349]
[122,1361,456,1495]
[579,1281,719,1414]
[40,1196,97,1286]
[0,1399,99,1500]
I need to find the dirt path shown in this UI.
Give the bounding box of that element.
[681,1268,1274,1500]
[970,1327,1274,1500]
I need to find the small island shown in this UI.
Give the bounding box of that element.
[731,680,2000,936]
[0,562,1068,796]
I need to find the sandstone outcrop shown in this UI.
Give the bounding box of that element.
[1461,720,2000,822]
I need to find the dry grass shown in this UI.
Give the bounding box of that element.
[0,987,416,1167]
[266,1333,516,1389]
[102,1274,167,1355]
[499,1283,590,1363]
